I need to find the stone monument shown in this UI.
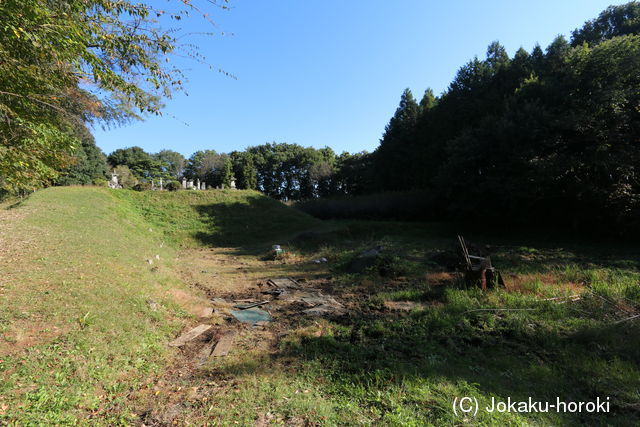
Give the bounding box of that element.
[108,171,121,189]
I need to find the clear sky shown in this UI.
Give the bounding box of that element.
[93,0,628,157]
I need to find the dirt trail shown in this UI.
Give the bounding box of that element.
[135,247,345,425]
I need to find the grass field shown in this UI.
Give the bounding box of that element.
[1,187,639,425]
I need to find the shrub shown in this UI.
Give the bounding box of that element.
[133,182,152,192]
[164,180,181,191]
[92,178,108,187]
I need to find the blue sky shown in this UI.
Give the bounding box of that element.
[93,0,627,157]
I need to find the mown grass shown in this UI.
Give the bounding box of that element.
[112,189,320,248]
[0,187,195,424]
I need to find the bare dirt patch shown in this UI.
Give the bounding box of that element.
[0,322,70,357]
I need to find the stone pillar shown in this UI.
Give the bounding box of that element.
[109,171,119,189]
[196,178,201,190]
[182,177,187,189]
[159,178,163,191]
[201,182,206,190]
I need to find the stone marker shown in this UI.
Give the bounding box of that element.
[195,339,216,366]
[109,171,120,189]
[231,308,271,324]
[169,324,212,347]
[182,177,187,189]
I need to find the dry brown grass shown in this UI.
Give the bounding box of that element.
[504,272,585,296]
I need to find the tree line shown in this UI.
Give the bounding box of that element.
[369,2,640,235]
[2,1,638,236]
[58,140,371,199]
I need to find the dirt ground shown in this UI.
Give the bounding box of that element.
[136,247,352,425]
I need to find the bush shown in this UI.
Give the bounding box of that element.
[133,182,152,191]
[164,180,180,191]
[92,178,108,187]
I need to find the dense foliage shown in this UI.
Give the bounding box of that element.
[0,0,226,194]
[371,3,640,235]
[5,2,637,236]
[55,127,108,186]
[104,143,370,197]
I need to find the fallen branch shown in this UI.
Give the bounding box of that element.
[614,314,640,324]
[540,295,581,302]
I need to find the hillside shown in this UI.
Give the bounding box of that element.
[112,189,321,247]
[0,187,318,423]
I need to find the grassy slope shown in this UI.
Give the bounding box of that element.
[0,187,188,424]
[111,189,321,247]
[0,187,317,424]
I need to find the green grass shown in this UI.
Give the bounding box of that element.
[269,224,640,425]
[111,189,320,247]
[2,187,639,425]
[185,221,639,425]
[0,187,191,424]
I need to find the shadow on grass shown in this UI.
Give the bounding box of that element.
[182,196,640,423]
[271,302,640,424]
[191,196,320,250]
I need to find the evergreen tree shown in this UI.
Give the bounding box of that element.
[419,88,437,112]
[221,158,233,188]
[374,88,420,190]
[107,147,169,181]
[56,127,108,186]
[230,151,258,190]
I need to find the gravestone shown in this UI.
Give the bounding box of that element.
[182,178,187,189]
[108,171,120,189]
[230,177,237,189]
